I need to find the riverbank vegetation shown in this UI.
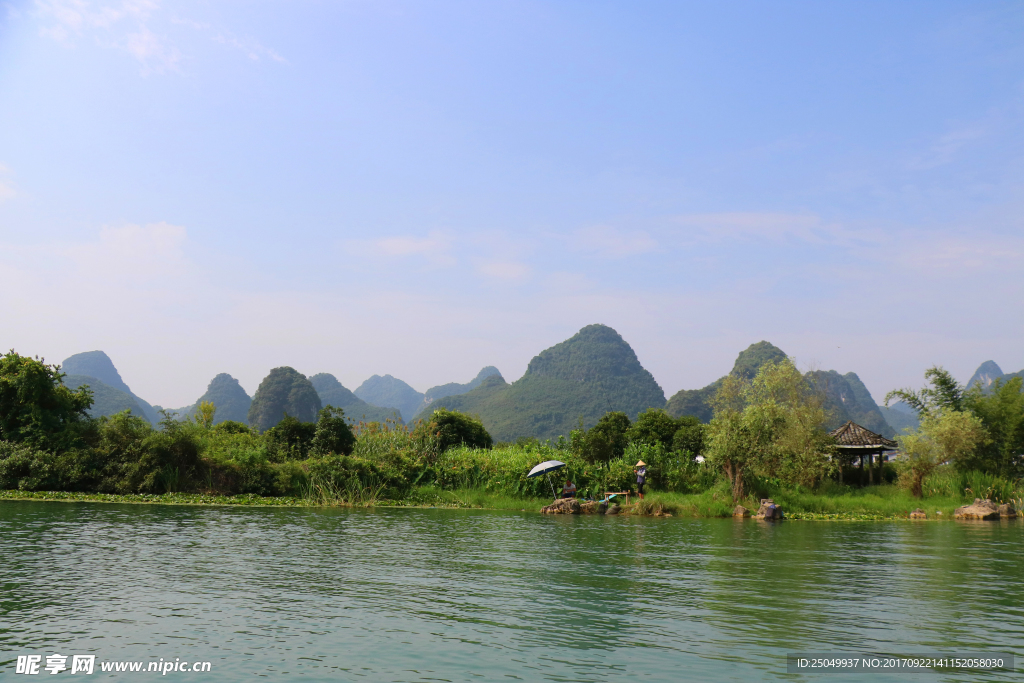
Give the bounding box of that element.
[1,351,1022,518]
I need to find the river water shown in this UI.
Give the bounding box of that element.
[1,502,1021,682]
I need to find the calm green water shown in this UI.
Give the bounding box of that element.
[1,502,1021,682]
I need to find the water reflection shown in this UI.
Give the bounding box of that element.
[1,502,1021,682]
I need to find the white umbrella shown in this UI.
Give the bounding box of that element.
[527,460,565,499]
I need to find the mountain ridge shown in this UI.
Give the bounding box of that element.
[310,373,402,424]
[424,324,666,442]
[61,351,158,424]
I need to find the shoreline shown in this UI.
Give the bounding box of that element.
[1,489,1009,521]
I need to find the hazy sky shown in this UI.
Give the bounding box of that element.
[1,0,1022,408]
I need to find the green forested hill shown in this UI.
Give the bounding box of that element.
[425,325,666,442]
[248,367,322,431]
[193,373,252,424]
[665,341,787,422]
[964,360,1024,394]
[415,366,503,419]
[310,373,401,424]
[966,360,1005,391]
[61,351,158,424]
[879,402,920,435]
[665,342,894,436]
[353,375,424,423]
[62,374,148,420]
[808,370,893,437]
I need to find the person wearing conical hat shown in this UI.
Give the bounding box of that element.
[634,460,648,500]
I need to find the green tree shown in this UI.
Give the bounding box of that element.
[705,359,834,501]
[310,406,357,456]
[626,408,678,449]
[672,416,705,456]
[962,377,1024,478]
[889,366,1022,478]
[264,414,318,460]
[416,408,492,452]
[885,366,965,416]
[573,411,631,466]
[0,351,94,451]
[194,401,216,428]
[896,410,987,497]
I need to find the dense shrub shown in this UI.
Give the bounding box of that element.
[415,408,492,452]
[626,409,678,449]
[0,352,93,452]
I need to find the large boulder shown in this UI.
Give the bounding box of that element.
[910,509,927,519]
[954,498,1000,520]
[733,505,751,518]
[541,498,581,514]
[580,501,608,514]
[755,498,783,520]
[998,503,1017,519]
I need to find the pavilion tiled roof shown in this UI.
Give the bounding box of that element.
[828,421,898,449]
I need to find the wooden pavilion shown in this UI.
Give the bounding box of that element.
[828,421,898,485]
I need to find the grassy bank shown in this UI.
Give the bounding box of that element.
[1,483,1008,520]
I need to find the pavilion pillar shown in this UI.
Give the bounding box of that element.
[867,452,874,484]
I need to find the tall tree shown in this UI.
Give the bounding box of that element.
[896,410,987,497]
[705,359,833,501]
[962,377,1024,478]
[0,351,94,451]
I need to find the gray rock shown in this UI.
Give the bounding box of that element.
[755,498,783,520]
[541,498,581,514]
[954,498,1000,520]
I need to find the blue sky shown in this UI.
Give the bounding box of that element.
[1,0,1022,408]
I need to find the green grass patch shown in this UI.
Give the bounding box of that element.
[0,489,308,506]
[0,481,1011,521]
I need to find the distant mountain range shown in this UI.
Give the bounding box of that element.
[64,330,1020,441]
[310,373,401,424]
[350,367,504,423]
[354,375,425,424]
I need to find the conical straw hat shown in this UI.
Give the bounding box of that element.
[635,460,646,467]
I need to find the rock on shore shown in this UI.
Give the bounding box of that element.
[954,498,1016,520]
[733,505,750,518]
[541,498,581,514]
[755,499,783,520]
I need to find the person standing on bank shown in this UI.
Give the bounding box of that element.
[634,461,647,500]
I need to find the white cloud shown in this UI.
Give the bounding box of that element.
[476,261,531,280]
[64,222,190,282]
[898,232,1024,272]
[212,31,287,63]
[672,212,840,244]
[0,182,17,203]
[350,230,458,267]
[908,125,988,171]
[571,225,656,258]
[0,163,16,203]
[124,25,180,72]
[33,0,283,72]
